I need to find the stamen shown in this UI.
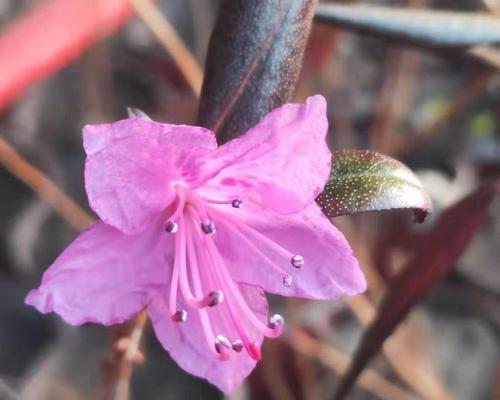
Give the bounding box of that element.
[179,219,225,309]
[200,197,235,205]
[215,334,232,357]
[231,199,242,208]
[215,218,288,276]
[212,208,294,260]
[168,215,184,316]
[201,219,216,235]
[231,339,244,352]
[211,208,299,287]
[248,342,262,360]
[165,220,178,233]
[168,189,186,222]
[291,254,304,268]
[206,290,224,307]
[185,205,282,362]
[199,233,263,359]
[186,192,210,221]
[171,309,187,322]
[203,233,282,338]
[176,214,205,310]
[185,220,229,361]
[268,314,284,335]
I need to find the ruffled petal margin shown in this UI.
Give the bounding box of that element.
[84,118,217,234]
[198,95,331,214]
[26,220,169,325]
[214,202,366,300]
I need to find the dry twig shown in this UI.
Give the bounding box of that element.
[128,0,203,96]
[289,329,418,400]
[0,136,93,231]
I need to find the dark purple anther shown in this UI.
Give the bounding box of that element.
[207,290,224,307]
[268,314,284,330]
[231,199,242,208]
[165,220,178,234]
[215,334,231,354]
[231,339,244,352]
[291,255,304,268]
[201,219,216,235]
[171,309,187,322]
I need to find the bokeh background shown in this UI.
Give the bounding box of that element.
[0,0,499,399]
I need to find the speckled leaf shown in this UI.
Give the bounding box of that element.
[332,182,500,400]
[317,150,431,222]
[197,0,318,144]
[315,3,500,48]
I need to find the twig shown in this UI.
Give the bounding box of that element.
[0,136,93,231]
[468,45,500,70]
[289,329,418,400]
[98,310,148,400]
[342,295,453,399]
[113,310,148,400]
[337,218,453,400]
[127,0,203,97]
[0,135,149,399]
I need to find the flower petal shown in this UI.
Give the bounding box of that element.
[199,95,331,213]
[84,117,217,234]
[148,283,267,394]
[25,220,170,325]
[213,202,366,299]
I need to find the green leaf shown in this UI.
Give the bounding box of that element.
[317,150,431,222]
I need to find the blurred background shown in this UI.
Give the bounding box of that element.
[0,0,499,399]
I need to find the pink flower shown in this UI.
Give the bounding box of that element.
[26,95,366,393]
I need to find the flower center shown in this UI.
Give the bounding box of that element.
[163,186,303,361]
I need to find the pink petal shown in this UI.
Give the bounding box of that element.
[199,95,331,213]
[148,284,267,394]
[214,202,366,299]
[84,117,217,234]
[25,220,170,325]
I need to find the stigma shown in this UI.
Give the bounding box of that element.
[164,186,303,361]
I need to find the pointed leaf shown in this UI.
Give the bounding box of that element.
[332,181,500,400]
[315,3,500,48]
[0,0,132,111]
[317,150,432,222]
[197,0,318,143]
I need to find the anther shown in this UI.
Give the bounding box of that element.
[206,290,224,307]
[165,220,178,233]
[269,314,284,330]
[171,309,187,322]
[283,274,293,287]
[215,334,231,354]
[291,255,304,269]
[231,339,244,352]
[231,199,242,208]
[201,219,216,235]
